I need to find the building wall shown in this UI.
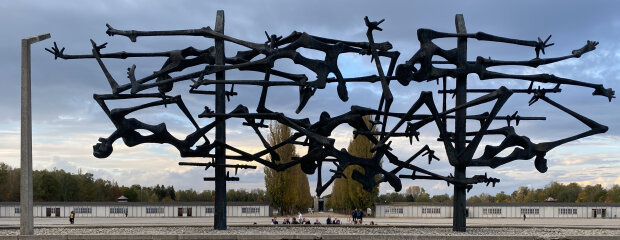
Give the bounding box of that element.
[374,203,620,219]
[0,202,271,218]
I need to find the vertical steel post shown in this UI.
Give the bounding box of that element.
[214,10,227,230]
[453,14,468,232]
[21,33,50,235]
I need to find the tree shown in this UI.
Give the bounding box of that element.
[264,121,312,215]
[148,193,159,202]
[34,170,60,201]
[377,192,407,203]
[467,195,482,203]
[511,186,530,203]
[166,185,176,201]
[122,186,138,202]
[563,183,583,202]
[577,184,607,202]
[494,191,510,203]
[606,185,620,203]
[57,171,79,201]
[431,194,451,203]
[405,186,430,202]
[77,171,96,201]
[327,116,379,210]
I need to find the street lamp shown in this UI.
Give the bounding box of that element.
[21,33,50,235]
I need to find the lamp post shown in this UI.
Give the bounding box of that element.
[21,33,50,235]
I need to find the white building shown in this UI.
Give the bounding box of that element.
[374,202,620,218]
[0,202,272,218]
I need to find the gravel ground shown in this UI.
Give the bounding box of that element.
[0,226,619,236]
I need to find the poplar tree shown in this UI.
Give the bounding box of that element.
[326,116,379,210]
[264,121,312,215]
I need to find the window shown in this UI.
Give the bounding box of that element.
[384,207,403,214]
[15,208,20,214]
[50,208,56,214]
[110,208,128,214]
[242,207,260,214]
[520,208,539,215]
[422,208,440,214]
[558,208,577,215]
[483,208,501,215]
[205,207,214,214]
[74,207,92,214]
[146,207,164,214]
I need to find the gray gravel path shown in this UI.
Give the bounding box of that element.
[0,226,619,237]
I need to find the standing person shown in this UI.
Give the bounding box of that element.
[298,212,303,223]
[352,208,357,224]
[125,209,128,218]
[357,209,363,224]
[69,211,75,224]
[326,215,332,224]
[523,213,526,221]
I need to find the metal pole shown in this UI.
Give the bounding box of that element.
[453,14,467,232]
[21,33,50,235]
[213,10,227,230]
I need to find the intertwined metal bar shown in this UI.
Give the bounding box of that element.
[48,12,614,231]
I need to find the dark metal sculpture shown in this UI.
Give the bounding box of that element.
[47,11,614,231]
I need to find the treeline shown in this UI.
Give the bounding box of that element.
[376,182,620,204]
[377,186,451,203]
[467,182,620,203]
[0,162,267,202]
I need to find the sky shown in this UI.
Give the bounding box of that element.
[1,0,619,198]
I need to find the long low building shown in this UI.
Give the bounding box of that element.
[374,202,620,218]
[0,202,272,218]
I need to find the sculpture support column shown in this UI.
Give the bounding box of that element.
[453,14,467,232]
[21,33,50,235]
[213,10,227,230]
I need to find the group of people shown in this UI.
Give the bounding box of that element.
[350,208,364,224]
[271,217,324,224]
[270,212,344,225]
[270,209,372,225]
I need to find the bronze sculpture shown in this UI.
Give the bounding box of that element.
[48,11,613,231]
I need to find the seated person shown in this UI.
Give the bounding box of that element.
[292,217,299,224]
[314,218,321,224]
[271,217,279,224]
[283,218,290,224]
[326,216,332,224]
[304,218,311,224]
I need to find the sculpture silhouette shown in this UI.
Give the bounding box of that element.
[48,11,613,231]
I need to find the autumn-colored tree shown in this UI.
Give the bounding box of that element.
[405,186,431,202]
[431,194,451,203]
[606,185,620,203]
[326,116,379,210]
[577,184,607,202]
[264,121,312,215]
[148,193,159,202]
